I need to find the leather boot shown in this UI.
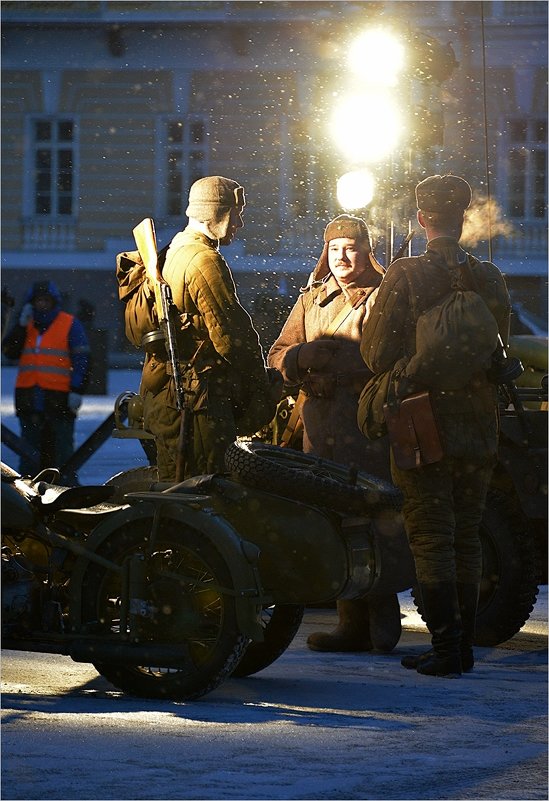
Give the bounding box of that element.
[408,582,462,677]
[307,599,372,652]
[367,593,402,652]
[456,582,480,672]
[402,583,478,673]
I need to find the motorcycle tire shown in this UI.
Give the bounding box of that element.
[80,515,248,701]
[104,466,159,503]
[411,490,540,647]
[232,604,305,678]
[474,489,540,646]
[225,440,402,514]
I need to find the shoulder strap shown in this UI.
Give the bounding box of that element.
[323,287,370,338]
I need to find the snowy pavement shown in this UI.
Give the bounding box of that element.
[1,600,547,801]
[1,367,547,800]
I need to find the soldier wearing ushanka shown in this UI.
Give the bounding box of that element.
[269,214,402,656]
[361,174,511,677]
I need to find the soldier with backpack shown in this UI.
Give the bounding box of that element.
[360,174,512,677]
[123,176,280,481]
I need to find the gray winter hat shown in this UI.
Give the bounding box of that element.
[186,176,245,239]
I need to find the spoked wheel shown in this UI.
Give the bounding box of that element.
[226,440,402,514]
[232,604,305,678]
[81,517,248,700]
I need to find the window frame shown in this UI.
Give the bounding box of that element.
[155,114,209,221]
[24,115,79,219]
[505,116,547,222]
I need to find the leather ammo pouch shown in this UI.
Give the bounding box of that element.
[383,391,444,470]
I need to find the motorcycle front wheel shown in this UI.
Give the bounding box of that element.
[80,516,248,700]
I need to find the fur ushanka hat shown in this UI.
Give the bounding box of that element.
[311,214,385,282]
[415,174,472,213]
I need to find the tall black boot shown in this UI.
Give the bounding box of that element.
[457,582,480,672]
[412,582,462,677]
[368,593,402,652]
[307,599,372,652]
[402,582,477,673]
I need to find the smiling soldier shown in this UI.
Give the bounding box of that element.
[268,214,402,655]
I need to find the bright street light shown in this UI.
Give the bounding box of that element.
[348,28,406,86]
[329,89,403,163]
[336,169,375,210]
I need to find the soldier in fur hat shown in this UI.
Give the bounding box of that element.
[361,174,511,677]
[268,214,402,654]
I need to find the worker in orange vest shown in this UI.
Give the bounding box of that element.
[2,280,90,483]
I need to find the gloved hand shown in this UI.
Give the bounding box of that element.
[68,392,83,413]
[19,303,34,327]
[297,339,340,372]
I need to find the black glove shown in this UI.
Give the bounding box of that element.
[297,339,340,372]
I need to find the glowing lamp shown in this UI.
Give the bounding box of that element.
[336,169,375,210]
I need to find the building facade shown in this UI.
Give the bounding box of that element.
[2,1,547,359]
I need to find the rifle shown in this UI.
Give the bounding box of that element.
[390,230,414,264]
[133,218,190,481]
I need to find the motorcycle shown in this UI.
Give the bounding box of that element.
[2,448,412,700]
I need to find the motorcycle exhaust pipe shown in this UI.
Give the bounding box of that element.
[70,639,192,667]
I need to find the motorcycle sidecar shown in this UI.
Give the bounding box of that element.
[93,453,413,694]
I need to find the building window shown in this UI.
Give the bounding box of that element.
[508,118,547,221]
[164,117,208,217]
[31,117,75,217]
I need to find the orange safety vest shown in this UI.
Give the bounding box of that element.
[16,311,74,392]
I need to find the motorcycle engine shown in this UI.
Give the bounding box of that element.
[1,546,41,632]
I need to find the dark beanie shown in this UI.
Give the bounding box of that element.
[415,174,472,212]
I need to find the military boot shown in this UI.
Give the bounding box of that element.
[402,583,477,673]
[403,582,462,677]
[307,599,372,652]
[367,593,402,652]
[456,582,480,672]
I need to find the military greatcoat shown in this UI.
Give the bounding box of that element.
[268,270,391,481]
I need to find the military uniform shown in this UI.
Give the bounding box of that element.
[361,239,510,584]
[141,179,276,481]
[361,175,512,677]
[268,272,390,478]
[269,214,401,654]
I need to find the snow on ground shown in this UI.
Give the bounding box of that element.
[1,367,547,801]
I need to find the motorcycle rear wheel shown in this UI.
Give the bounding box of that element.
[81,516,247,700]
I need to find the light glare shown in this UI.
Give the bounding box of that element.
[329,90,403,163]
[348,29,405,85]
[337,170,375,211]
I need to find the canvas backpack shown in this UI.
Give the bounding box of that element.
[115,244,169,348]
[403,255,499,392]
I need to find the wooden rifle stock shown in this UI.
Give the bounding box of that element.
[133,218,190,481]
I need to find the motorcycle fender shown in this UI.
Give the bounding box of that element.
[1,481,38,531]
[68,500,265,641]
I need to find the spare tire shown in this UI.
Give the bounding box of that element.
[225,440,402,514]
